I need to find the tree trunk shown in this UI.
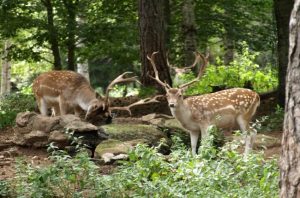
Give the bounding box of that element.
[274,0,293,107]
[63,0,77,71]
[42,0,62,70]
[280,1,300,197]
[1,40,11,95]
[77,61,89,81]
[138,0,172,91]
[182,0,197,71]
[223,8,234,65]
[223,32,234,65]
[76,17,90,81]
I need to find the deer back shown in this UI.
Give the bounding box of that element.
[186,88,260,125]
[33,70,97,107]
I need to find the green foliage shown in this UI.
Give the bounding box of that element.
[0,179,10,197]
[11,61,51,94]
[258,106,284,132]
[5,131,279,197]
[0,93,35,128]
[180,43,278,95]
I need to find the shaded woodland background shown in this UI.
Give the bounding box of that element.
[0,0,292,106]
[2,0,300,197]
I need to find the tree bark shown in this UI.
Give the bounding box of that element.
[138,0,172,91]
[77,60,89,81]
[76,17,90,81]
[1,40,11,95]
[182,0,197,71]
[223,32,234,65]
[274,0,293,107]
[63,0,77,71]
[42,0,62,70]
[280,1,300,197]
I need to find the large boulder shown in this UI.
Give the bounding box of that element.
[13,112,108,149]
[94,123,171,162]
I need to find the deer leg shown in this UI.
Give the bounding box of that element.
[58,96,68,115]
[237,115,256,156]
[190,131,200,156]
[39,98,48,116]
[51,104,60,116]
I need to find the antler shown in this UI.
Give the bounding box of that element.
[178,53,209,89]
[147,52,171,90]
[167,51,202,71]
[109,95,163,116]
[104,72,139,107]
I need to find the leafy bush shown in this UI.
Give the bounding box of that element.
[258,105,284,132]
[0,93,35,128]
[179,43,278,95]
[6,133,279,198]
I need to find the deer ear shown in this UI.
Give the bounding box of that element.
[180,87,188,94]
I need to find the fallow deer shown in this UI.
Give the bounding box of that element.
[32,70,141,121]
[166,51,202,85]
[147,52,260,155]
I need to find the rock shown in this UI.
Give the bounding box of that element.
[64,120,98,132]
[14,130,49,147]
[48,130,69,146]
[59,114,81,126]
[16,112,37,127]
[95,139,133,157]
[231,133,281,149]
[100,123,169,146]
[32,115,60,133]
[94,139,136,163]
[254,134,281,149]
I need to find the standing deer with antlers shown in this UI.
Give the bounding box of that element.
[166,52,202,86]
[33,70,153,122]
[147,52,260,155]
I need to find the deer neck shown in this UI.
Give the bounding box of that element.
[74,86,98,111]
[170,100,192,123]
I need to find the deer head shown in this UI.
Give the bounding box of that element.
[166,51,202,77]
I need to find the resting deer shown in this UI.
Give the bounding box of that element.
[32,70,148,121]
[147,52,260,155]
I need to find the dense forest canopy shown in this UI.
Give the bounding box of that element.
[0,0,275,90]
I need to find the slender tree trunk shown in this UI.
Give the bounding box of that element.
[1,40,11,95]
[223,32,234,65]
[138,0,172,91]
[223,8,234,65]
[76,17,89,81]
[274,0,293,107]
[163,0,171,49]
[182,0,197,71]
[280,1,300,197]
[63,0,77,71]
[42,0,62,70]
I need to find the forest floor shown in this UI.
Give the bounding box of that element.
[0,96,282,180]
[0,127,283,180]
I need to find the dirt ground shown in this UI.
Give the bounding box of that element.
[0,125,282,180]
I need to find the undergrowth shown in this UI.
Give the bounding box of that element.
[2,132,279,198]
[0,92,35,129]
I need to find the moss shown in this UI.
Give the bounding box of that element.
[95,139,131,156]
[101,124,167,144]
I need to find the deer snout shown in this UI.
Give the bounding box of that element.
[169,103,175,108]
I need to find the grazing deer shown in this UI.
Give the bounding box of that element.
[147,52,260,155]
[32,70,143,121]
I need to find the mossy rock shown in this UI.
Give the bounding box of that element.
[95,139,132,157]
[100,124,169,145]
